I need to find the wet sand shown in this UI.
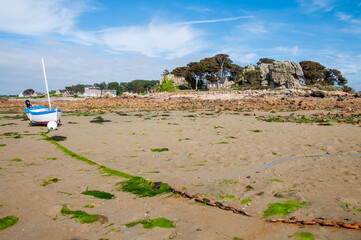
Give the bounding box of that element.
[0,111,360,240]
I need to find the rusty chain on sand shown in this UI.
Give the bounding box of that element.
[160,184,361,230]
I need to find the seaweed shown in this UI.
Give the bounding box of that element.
[0,216,19,230]
[11,158,22,162]
[82,188,115,199]
[290,232,315,240]
[220,195,236,201]
[116,178,171,197]
[60,205,99,223]
[245,185,254,191]
[49,135,67,142]
[268,178,284,182]
[216,142,228,144]
[249,130,262,133]
[41,178,59,187]
[90,116,111,123]
[125,217,174,229]
[150,148,169,152]
[241,199,252,204]
[145,171,160,173]
[0,144,6,147]
[264,201,308,218]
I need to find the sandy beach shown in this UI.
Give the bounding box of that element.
[0,97,361,239]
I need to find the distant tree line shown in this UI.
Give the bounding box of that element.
[63,80,158,95]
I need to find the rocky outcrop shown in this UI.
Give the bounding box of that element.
[258,61,305,89]
[159,74,189,87]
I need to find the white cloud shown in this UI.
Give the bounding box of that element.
[336,12,361,24]
[297,0,337,13]
[178,16,252,25]
[0,0,90,36]
[99,21,206,58]
[239,22,268,34]
[275,46,300,56]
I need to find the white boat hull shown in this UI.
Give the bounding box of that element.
[25,106,61,125]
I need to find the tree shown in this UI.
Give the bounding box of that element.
[324,69,347,86]
[108,82,119,90]
[187,62,205,90]
[213,54,232,79]
[23,89,34,95]
[95,82,107,90]
[257,58,276,65]
[300,60,349,89]
[162,69,170,77]
[299,61,326,85]
[244,70,262,87]
[229,64,244,83]
[172,67,189,77]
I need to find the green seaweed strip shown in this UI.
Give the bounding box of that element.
[0,216,19,230]
[116,177,171,197]
[82,188,115,199]
[125,217,175,229]
[291,232,315,240]
[42,131,171,197]
[60,205,99,223]
[99,166,134,179]
[264,201,308,218]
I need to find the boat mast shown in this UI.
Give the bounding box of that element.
[41,58,52,109]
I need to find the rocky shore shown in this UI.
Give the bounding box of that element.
[2,90,360,113]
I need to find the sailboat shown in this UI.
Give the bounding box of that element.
[25,58,62,126]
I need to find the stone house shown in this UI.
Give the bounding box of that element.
[206,77,234,90]
[84,86,102,97]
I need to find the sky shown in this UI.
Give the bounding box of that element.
[0,0,361,95]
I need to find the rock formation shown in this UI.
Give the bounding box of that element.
[159,74,189,87]
[258,61,305,89]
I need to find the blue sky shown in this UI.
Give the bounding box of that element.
[0,0,360,94]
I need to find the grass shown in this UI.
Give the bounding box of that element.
[0,216,19,230]
[249,130,262,133]
[60,205,99,223]
[216,142,228,144]
[353,208,361,212]
[264,201,308,218]
[290,232,315,240]
[125,217,174,229]
[82,188,115,199]
[0,144,6,147]
[150,148,169,152]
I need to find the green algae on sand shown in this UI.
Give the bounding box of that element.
[82,188,115,199]
[125,217,174,229]
[0,216,19,230]
[150,148,169,152]
[60,205,99,223]
[291,232,315,240]
[116,178,171,197]
[264,200,308,218]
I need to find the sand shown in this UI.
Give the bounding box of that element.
[0,110,360,240]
